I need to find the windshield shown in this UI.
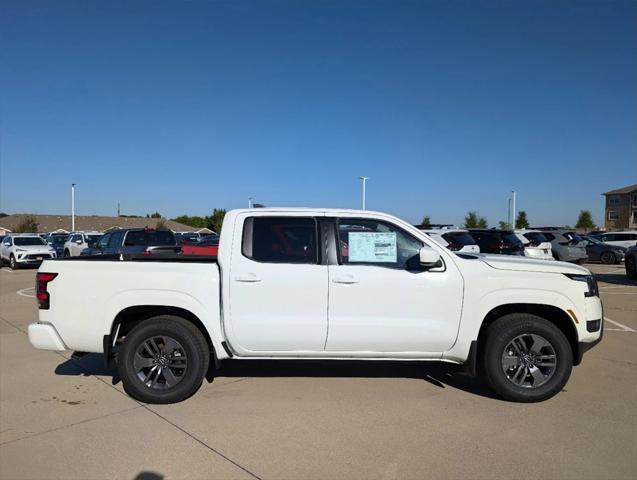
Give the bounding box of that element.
[502,233,523,246]
[442,232,476,246]
[85,235,102,245]
[564,232,583,242]
[523,232,548,244]
[49,236,68,245]
[583,236,602,245]
[124,230,176,247]
[14,237,47,246]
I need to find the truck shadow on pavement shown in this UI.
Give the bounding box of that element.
[593,272,636,287]
[54,354,499,400]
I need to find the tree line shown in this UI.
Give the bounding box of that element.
[420,210,597,230]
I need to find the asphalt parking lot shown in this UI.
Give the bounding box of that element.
[0,263,635,480]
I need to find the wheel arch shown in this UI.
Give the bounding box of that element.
[108,306,215,366]
[476,303,580,369]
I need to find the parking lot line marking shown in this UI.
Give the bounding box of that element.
[599,285,634,289]
[16,287,35,298]
[604,317,636,332]
[0,268,14,273]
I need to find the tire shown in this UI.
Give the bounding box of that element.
[481,313,573,402]
[552,251,560,261]
[117,315,210,404]
[600,251,616,265]
[64,249,70,258]
[627,256,637,280]
[9,254,17,270]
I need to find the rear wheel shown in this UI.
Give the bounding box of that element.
[64,249,70,258]
[600,251,616,265]
[481,313,572,402]
[117,315,210,404]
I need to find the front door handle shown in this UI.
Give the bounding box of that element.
[234,273,262,283]
[332,274,360,284]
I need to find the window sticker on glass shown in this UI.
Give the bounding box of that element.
[348,232,397,263]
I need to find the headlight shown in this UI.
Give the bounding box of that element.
[564,273,598,297]
[15,248,26,252]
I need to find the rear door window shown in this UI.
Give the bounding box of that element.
[243,217,318,264]
[124,230,176,246]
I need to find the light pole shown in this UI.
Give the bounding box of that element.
[359,176,369,210]
[511,190,516,228]
[248,197,253,208]
[71,183,76,231]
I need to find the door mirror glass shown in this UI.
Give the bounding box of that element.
[419,247,441,267]
[75,239,83,244]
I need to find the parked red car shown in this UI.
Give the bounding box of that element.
[180,236,219,256]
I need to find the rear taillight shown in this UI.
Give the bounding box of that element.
[36,272,58,309]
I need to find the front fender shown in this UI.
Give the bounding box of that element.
[443,288,579,363]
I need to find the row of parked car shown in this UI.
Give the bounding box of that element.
[416,226,636,265]
[0,229,220,269]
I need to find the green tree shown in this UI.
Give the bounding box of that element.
[420,216,431,227]
[575,210,596,229]
[146,212,162,219]
[0,212,8,218]
[207,209,226,233]
[515,211,530,229]
[173,215,207,229]
[498,221,512,230]
[14,215,39,233]
[464,211,488,229]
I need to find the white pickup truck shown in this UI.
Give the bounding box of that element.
[28,208,603,404]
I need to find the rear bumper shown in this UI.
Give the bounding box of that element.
[28,322,67,351]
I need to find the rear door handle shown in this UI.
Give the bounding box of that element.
[332,274,360,284]
[234,273,262,283]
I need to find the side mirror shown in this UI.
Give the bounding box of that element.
[419,247,441,267]
[75,239,83,244]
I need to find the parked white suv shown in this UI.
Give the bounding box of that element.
[63,232,103,257]
[1,234,57,269]
[515,230,554,261]
[417,227,480,253]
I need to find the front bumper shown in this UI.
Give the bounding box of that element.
[28,322,67,351]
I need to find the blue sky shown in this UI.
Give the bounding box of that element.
[1,0,636,227]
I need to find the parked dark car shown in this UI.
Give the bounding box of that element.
[44,233,69,257]
[468,229,524,255]
[581,236,625,264]
[80,228,179,257]
[625,246,637,280]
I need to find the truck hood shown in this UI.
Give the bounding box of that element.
[478,254,589,275]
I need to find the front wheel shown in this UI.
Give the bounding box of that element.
[117,316,210,404]
[481,313,572,402]
[9,255,17,270]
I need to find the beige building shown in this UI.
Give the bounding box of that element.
[0,214,209,234]
[602,184,637,230]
